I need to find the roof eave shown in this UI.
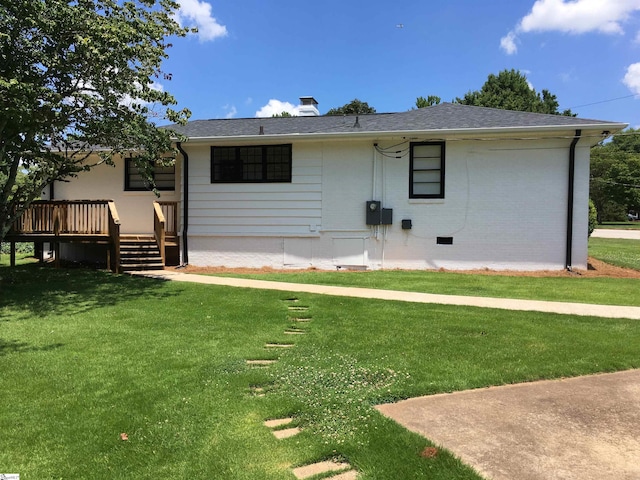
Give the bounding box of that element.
[175,122,628,145]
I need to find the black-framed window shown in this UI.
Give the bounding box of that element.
[211,144,292,183]
[125,159,175,191]
[409,142,445,198]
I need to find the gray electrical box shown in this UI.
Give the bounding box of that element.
[381,208,393,225]
[366,201,381,225]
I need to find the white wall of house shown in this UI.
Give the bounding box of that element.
[185,134,590,271]
[53,156,181,234]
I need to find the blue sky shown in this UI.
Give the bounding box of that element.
[162,0,640,128]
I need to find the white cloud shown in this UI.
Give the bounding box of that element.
[623,62,640,96]
[255,99,302,117]
[176,0,227,42]
[519,0,640,35]
[501,0,640,54]
[500,31,518,54]
[223,105,237,118]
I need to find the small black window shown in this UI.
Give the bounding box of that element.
[211,144,292,183]
[125,159,175,191]
[410,142,445,198]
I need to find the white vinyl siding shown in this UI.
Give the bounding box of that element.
[188,143,322,236]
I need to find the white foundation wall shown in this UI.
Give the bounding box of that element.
[186,137,590,271]
[52,156,181,234]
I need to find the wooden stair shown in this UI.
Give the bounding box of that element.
[119,235,164,272]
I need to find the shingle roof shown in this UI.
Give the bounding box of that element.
[168,102,625,140]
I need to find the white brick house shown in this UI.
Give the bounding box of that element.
[54,100,627,271]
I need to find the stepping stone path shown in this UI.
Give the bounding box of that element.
[246,359,277,366]
[288,305,310,311]
[254,297,359,479]
[284,328,306,335]
[292,460,356,479]
[249,385,265,396]
[263,417,301,440]
[265,343,295,348]
[330,471,358,480]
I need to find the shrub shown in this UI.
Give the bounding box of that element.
[0,242,35,255]
[588,199,598,237]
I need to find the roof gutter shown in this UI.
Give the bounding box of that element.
[565,129,582,271]
[176,142,189,265]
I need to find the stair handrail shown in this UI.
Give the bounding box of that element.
[107,201,121,273]
[153,201,166,266]
[157,201,178,237]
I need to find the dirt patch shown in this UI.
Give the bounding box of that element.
[179,257,640,279]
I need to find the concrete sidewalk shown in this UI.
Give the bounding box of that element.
[376,370,640,480]
[592,228,640,240]
[129,270,640,320]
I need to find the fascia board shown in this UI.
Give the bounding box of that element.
[176,122,628,145]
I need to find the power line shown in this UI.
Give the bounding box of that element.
[568,94,638,109]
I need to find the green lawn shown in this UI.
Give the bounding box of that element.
[597,222,640,230]
[589,237,640,271]
[0,253,38,267]
[2,264,640,478]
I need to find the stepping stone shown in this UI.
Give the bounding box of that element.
[250,386,265,396]
[246,359,277,366]
[265,343,295,348]
[284,297,299,302]
[288,306,309,311]
[284,330,306,335]
[272,427,301,439]
[291,317,312,323]
[264,417,293,428]
[330,470,358,480]
[292,461,352,479]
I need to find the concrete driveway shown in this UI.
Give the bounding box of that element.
[376,370,640,480]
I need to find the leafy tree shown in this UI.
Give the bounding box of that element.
[455,69,575,116]
[325,99,376,116]
[590,129,640,222]
[272,111,293,117]
[0,0,192,241]
[415,96,441,108]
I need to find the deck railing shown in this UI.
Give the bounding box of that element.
[8,200,121,272]
[156,201,178,237]
[11,200,113,235]
[153,201,166,266]
[107,201,121,273]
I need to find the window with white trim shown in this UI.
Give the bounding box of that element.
[410,142,445,198]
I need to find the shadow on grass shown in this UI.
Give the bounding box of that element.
[0,338,65,356]
[0,262,178,320]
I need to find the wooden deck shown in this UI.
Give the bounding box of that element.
[5,200,121,271]
[6,200,179,272]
